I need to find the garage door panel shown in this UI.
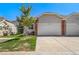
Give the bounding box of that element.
[66,23,79,35]
[38,23,61,35]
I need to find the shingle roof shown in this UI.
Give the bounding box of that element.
[38,12,64,19]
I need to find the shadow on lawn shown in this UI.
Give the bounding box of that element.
[0,34,36,52]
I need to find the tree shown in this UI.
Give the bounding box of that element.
[17,4,36,35]
[16,16,23,34]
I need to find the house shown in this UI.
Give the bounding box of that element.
[36,12,79,36]
[12,20,36,35]
[0,17,17,36]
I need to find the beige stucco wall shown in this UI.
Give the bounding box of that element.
[39,14,62,23]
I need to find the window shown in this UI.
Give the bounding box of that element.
[0,26,2,30]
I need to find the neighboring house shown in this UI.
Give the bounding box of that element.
[12,21,36,35]
[11,21,22,34]
[36,12,79,36]
[0,17,17,36]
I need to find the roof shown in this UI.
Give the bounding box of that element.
[37,12,79,20]
[65,12,79,19]
[38,12,64,19]
[11,21,19,26]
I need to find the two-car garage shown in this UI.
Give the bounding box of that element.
[37,13,79,36]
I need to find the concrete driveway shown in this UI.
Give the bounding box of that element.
[36,37,79,55]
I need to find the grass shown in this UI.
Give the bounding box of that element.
[26,36,36,50]
[0,35,36,52]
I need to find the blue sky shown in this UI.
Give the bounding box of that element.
[1,3,79,21]
[0,3,23,21]
[29,3,79,17]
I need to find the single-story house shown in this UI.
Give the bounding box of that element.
[0,17,17,36]
[36,12,79,36]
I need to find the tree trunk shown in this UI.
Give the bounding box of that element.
[23,26,29,35]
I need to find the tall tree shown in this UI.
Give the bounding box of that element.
[17,4,36,35]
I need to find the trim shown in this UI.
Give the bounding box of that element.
[35,18,38,35]
[61,20,66,35]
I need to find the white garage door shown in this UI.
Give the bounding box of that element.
[66,23,79,35]
[38,23,61,35]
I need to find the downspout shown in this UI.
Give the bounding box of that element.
[35,17,39,36]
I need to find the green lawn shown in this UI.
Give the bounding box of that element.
[0,35,36,52]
